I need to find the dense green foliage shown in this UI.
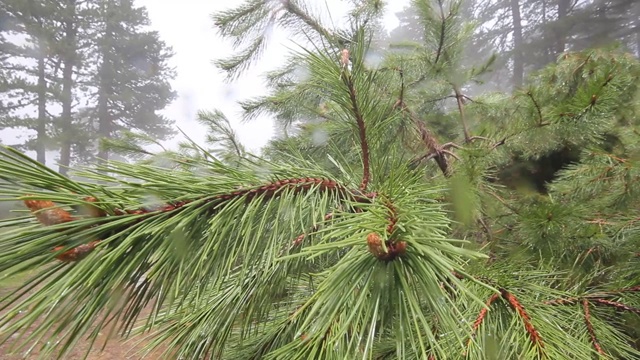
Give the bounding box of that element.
[0,0,639,359]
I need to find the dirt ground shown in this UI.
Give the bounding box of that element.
[0,285,166,360]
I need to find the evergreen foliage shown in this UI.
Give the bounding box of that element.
[0,0,639,359]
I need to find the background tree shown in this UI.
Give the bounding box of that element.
[0,0,177,173]
[0,0,61,163]
[0,1,639,359]
[55,0,78,175]
[74,0,176,165]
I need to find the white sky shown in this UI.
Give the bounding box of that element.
[136,0,409,153]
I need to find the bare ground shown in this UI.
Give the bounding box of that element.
[0,284,166,360]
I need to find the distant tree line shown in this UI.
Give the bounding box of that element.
[391,0,640,91]
[0,0,176,174]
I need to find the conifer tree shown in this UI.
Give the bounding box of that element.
[77,0,177,165]
[0,0,61,163]
[0,1,639,359]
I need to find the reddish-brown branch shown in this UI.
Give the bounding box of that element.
[384,200,398,236]
[412,112,452,177]
[53,241,101,262]
[24,177,367,262]
[545,285,640,306]
[466,293,501,349]
[501,289,544,350]
[24,199,75,225]
[611,285,640,293]
[394,69,465,177]
[543,297,580,306]
[593,299,640,314]
[343,72,370,191]
[24,197,102,261]
[583,299,606,356]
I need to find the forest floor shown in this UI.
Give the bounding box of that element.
[0,269,164,360]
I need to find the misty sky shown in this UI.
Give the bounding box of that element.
[137,0,409,153]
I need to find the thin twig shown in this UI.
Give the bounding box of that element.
[593,299,640,314]
[501,289,545,352]
[526,91,547,126]
[453,86,471,142]
[434,0,446,66]
[466,292,501,350]
[283,0,335,41]
[582,299,607,356]
[343,71,371,191]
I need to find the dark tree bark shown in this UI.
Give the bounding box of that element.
[36,37,47,164]
[58,0,77,175]
[510,0,524,88]
[97,6,114,163]
[554,0,571,56]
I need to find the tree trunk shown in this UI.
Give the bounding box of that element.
[36,38,47,164]
[96,74,111,163]
[554,0,571,56]
[635,9,640,58]
[58,0,77,175]
[542,0,553,63]
[510,0,524,88]
[97,4,115,163]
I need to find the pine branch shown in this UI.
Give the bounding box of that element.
[393,69,454,176]
[500,289,545,352]
[466,292,501,350]
[593,299,640,314]
[341,54,371,191]
[526,91,549,127]
[21,176,372,263]
[282,0,334,41]
[434,0,447,66]
[453,85,471,142]
[582,299,607,356]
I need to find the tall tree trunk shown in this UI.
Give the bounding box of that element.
[542,0,554,63]
[510,0,524,88]
[554,0,571,56]
[58,0,77,175]
[97,5,114,163]
[96,73,111,163]
[36,38,47,164]
[635,8,640,58]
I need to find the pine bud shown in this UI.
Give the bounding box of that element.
[24,198,74,225]
[340,49,350,68]
[394,241,407,256]
[367,232,385,258]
